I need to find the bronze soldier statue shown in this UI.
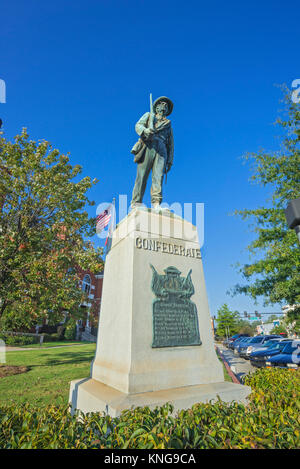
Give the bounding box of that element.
[130,96,174,209]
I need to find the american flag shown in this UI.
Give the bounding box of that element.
[96,208,111,233]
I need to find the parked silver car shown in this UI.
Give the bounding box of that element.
[245,337,288,357]
[239,335,281,359]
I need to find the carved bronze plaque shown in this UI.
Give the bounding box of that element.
[150,265,201,348]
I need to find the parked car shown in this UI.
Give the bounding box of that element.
[250,340,293,368]
[248,337,291,354]
[233,337,251,353]
[239,335,281,359]
[234,336,255,353]
[228,337,239,349]
[250,337,281,350]
[266,340,300,368]
[223,338,231,347]
[226,334,250,349]
[245,336,283,358]
[228,335,249,349]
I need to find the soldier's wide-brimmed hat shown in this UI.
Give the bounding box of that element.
[153,96,173,116]
[164,266,181,276]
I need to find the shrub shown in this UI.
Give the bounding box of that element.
[42,333,60,343]
[0,369,299,449]
[64,319,77,341]
[38,325,57,335]
[39,324,66,339]
[0,333,36,346]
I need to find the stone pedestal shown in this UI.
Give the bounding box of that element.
[69,208,251,416]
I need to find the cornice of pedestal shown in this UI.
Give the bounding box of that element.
[110,206,199,253]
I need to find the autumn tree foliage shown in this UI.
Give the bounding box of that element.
[0,129,103,328]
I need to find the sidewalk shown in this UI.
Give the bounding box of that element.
[216,343,255,382]
[4,343,91,352]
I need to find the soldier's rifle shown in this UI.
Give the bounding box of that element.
[149,93,168,184]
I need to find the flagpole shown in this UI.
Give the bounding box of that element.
[105,197,116,256]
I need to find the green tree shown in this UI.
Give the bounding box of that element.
[270,323,287,335]
[233,88,300,326]
[235,319,255,336]
[0,129,103,328]
[215,304,240,338]
[266,314,280,323]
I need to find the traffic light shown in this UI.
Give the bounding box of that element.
[285,198,300,245]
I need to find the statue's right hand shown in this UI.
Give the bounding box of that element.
[143,128,154,138]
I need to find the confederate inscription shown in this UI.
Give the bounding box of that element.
[136,237,201,259]
[150,265,201,348]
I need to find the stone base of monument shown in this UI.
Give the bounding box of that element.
[69,208,251,416]
[69,377,250,417]
[70,379,249,417]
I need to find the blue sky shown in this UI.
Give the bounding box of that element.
[1,0,299,319]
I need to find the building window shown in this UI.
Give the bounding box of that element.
[82,274,91,295]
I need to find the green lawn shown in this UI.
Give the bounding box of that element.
[0,344,96,407]
[221,360,232,382]
[0,345,233,408]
